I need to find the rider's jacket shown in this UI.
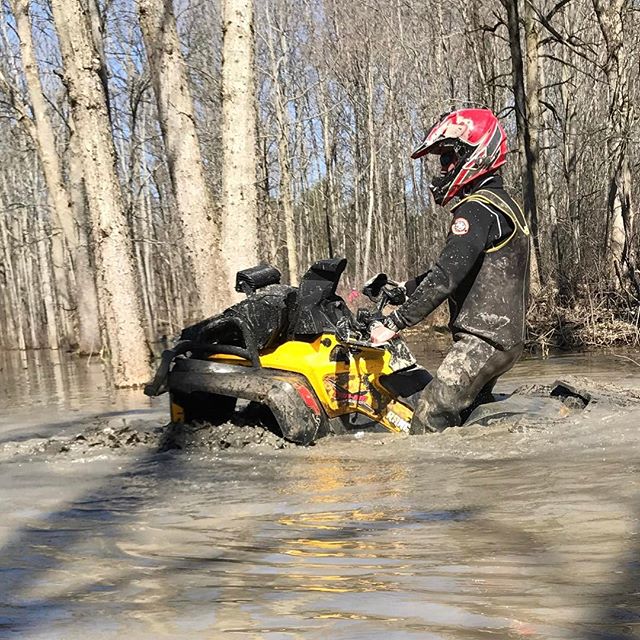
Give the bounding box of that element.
[390,174,530,350]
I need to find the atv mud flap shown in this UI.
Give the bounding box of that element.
[168,359,329,445]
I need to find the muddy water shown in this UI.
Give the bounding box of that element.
[1,348,640,639]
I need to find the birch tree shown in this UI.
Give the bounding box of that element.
[1,0,640,356]
[138,0,229,316]
[11,0,101,352]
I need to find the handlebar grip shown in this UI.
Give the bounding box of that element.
[362,273,388,300]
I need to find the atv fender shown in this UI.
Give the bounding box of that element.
[168,358,329,445]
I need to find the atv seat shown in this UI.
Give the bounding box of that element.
[290,258,351,336]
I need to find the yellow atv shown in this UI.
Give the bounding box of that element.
[145,258,432,444]
[144,258,590,444]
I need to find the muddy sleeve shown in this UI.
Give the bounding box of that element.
[390,205,496,330]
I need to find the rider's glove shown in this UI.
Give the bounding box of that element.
[362,273,389,300]
[388,280,407,304]
[363,273,408,306]
[382,315,401,333]
[370,320,397,345]
[384,311,406,332]
[403,278,418,296]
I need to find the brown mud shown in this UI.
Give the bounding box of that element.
[0,416,292,461]
[513,375,640,407]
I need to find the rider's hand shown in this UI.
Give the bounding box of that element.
[370,318,400,344]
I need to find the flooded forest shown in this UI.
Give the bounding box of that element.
[0,0,639,383]
[2,0,640,638]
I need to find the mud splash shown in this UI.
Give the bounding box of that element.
[513,375,640,407]
[0,416,293,460]
[3,375,639,463]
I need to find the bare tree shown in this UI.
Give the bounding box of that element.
[592,0,637,290]
[10,0,102,352]
[1,0,640,358]
[262,1,299,285]
[138,0,229,317]
[500,0,542,292]
[51,0,150,386]
[220,0,260,295]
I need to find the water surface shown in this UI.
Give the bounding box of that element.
[1,348,639,639]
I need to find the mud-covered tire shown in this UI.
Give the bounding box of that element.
[171,391,237,425]
[243,401,282,437]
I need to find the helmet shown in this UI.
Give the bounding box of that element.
[411,108,508,205]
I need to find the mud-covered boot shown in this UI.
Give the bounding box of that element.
[410,398,457,434]
[409,414,427,435]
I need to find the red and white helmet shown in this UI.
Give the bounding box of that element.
[411,108,508,205]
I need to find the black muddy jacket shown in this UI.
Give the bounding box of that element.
[389,174,530,350]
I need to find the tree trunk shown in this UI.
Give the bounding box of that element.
[138,0,229,317]
[0,209,27,351]
[67,120,101,353]
[558,20,580,286]
[530,8,563,292]
[592,0,635,285]
[220,0,260,297]
[265,7,298,285]
[362,62,376,283]
[501,0,542,294]
[34,199,60,350]
[12,0,104,350]
[17,213,39,348]
[523,0,555,284]
[51,0,150,386]
[318,80,337,258]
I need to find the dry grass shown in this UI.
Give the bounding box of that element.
[526,291,640,355]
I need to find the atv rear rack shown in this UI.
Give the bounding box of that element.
[144,315,261,397]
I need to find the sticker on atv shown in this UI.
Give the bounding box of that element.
[385,410,411,432]
[324,373,376,413]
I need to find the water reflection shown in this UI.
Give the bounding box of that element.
[0,350,162,443]
[0,349,157,413]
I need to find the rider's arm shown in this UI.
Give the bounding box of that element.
[387,203,505,330]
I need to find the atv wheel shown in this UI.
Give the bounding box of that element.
[170,391,237,425]
[243,401,282,437]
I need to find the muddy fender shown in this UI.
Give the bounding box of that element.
[168,359,329,445]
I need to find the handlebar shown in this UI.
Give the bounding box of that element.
[339,336,387,350]
[334,275,405,348]
[335,309,390,349]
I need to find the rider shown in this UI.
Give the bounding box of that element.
[370,108,530,433]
